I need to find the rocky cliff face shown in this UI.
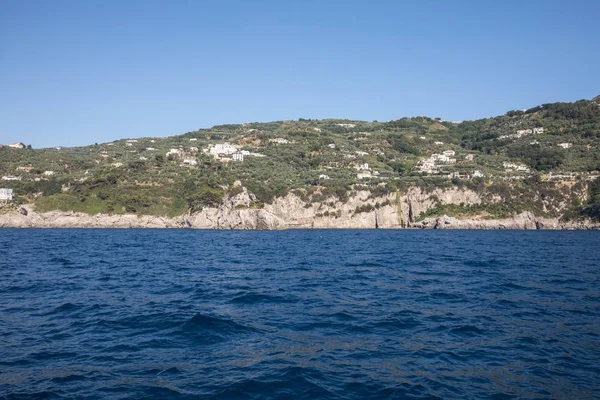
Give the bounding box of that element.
[265,190,401,228]
[0,206,186,229]
[186,187,285,230]
[399,187,483,227]
[1,186,598,230]
[414,212,597,230]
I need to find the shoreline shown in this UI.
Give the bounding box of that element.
[1,206,598,230]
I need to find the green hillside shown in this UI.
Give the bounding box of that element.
[1,96,599,221]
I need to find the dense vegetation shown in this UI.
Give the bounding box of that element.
[1,96,599,221]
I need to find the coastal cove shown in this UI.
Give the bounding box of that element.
[1,229,599,399]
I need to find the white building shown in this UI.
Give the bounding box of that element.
[558,143,572,149]
[355,163,369,171]
[209,142,238,155]
[182,158,198,166]
[328,143,336,149]
[443,150,456,157]
[473,170,484,178]
[269,138,290,144]
[434,141,444,145]
[503,162,530,172]
[166,148,185,158]
[0,188,13,201]
[43,171,55,176]
[419,160,436,173]
[533,127,544,134]
[2,176,21,181]
[232,152,244,162]
[357,170,372,179]
[465,154,474,161]
[337,123,356,128]
[9,142,25,149]
[189,138,198,141]
[126,139,138,143]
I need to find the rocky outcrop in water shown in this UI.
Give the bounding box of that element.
[1,186,598,230]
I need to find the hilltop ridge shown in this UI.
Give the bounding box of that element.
[1,95,599,228]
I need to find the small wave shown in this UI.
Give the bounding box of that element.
[209,366,333,399]
[29,351,78,361]
[157,366,182,376]
[372,316,422,331]
[4,391,66,399]
[174,313,259,344]
[42,302,83,316]
[500,282,532,291]
[48,256,75,266]
[229,292,295,304]
[50,374,87,383]
[449,325,484,336]
[331,311,356,321]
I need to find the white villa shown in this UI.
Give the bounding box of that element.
[269,138,290,144]
[465,154,474,161]
[232,152,244,162]
[443,150,456,157]
[2,176,21,181]
[206,142,238,155]
[558,143,572,149]
[166,148,185,158]
[0,188,13,201]
[419,152,457,174]
[503,162,530,172]
[9,142,25,149]
[357,170,372,179]
[182,158,198,166]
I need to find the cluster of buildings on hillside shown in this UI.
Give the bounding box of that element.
[202,143,265,163]
[418,150,458,173]
[166,148,199,166]
[499,127,544,140]
[503,162,530,172]
[354,163,378,179]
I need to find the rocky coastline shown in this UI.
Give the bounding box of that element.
[1,187,598,230]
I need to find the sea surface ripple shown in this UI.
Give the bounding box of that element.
[1,229,599,399]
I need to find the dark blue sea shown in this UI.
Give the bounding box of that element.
[1,229,599,399]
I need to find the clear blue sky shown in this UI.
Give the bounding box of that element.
[1,0,598,148]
